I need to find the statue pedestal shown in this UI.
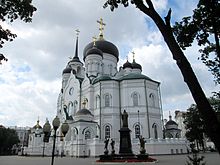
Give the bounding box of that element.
[119,127,133,155]
[97,110,156,163]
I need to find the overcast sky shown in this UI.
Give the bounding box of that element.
[0,0,218,127]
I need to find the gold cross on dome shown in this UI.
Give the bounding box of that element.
[132,51,135,60]
[75,29,80,37]
[97,18,106,39]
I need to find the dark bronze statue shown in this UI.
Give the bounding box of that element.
[110,139,115,154]
[139,135,146,154]
[104,138,109,151]
[121,110,128,127]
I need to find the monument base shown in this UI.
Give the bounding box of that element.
[97,153,156,163]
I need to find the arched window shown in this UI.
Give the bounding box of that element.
[149,93,156,107]
[135,124,140,138]
[95,95,100,109]
[105,94,110,107]
[73,100,78,115]
[72,128,77,140]
[85,130,91,140]
[105,125,111,139]
[68,102,73,114]
[152,123,158,139]
[133,93,138,106]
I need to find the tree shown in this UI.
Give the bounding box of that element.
[184,97,220,150]
[0,0,36,62]
[0,127,20,155]
[173,0,220,86]
[103,0,220,153]
[184,104,205,150]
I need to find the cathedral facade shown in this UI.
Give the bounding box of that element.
[25,19,188,157]
[56,20,164,156]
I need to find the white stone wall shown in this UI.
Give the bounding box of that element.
[62,138,188,157]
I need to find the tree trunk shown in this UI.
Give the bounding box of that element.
[136,3,220,153]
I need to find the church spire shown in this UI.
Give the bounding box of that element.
[73,29,80,59]
[97,18,106,40]
[68,29,82,64]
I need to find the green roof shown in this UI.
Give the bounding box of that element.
[92,75,112,84]
[92,73,159,84]
[117,73,152,81]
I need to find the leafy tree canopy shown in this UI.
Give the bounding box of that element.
[184,97,220,149]
[0,0,36,50]
[184,104,205,146]
[0,127,20,155]
[173,0,220,84]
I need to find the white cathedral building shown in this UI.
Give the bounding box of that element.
[25,19,188,157]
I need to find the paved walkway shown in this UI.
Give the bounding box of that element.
[0,152,219,165]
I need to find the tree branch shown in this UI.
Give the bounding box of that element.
[165,8,172,27]
[133,0,150,15]
[145,0,154,9]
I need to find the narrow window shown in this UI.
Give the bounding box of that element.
[149,93,155,107]
[73,100,78,115]
[153,124,158,139]
[105,94,110,107]
[96,95,100,109]
[105,125,110,139]
[135,125,140,138]
[133,93,138,106]
[85,130,91,140]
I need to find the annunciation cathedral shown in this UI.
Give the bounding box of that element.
[26,19,187,157]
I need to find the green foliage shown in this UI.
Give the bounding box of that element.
[186,144,206,165]
[0,127,20,155]
[103,0,146,11]
[184,97,220,149]
[209,96,220,112]
[184,104,205,148]
[173,0,220,85]
[0,0,37,48]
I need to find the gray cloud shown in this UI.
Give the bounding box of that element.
[0,0,217,126]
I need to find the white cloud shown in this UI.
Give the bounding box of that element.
[0,0,218,126]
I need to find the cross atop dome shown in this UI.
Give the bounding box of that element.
[132,51,135,61]
[75,29,80,37]
[97,18,106,40]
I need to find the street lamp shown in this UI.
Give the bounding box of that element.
[42,120,51,157]
[43,116,69,165]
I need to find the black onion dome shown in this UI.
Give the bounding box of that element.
[83,40,119,61]
[62,66,72,74]
[132,60,142,70]
[165,120,178,126]
[75,108,93,116]
[86,45,103,57]
[68,56,83,64]
[123,60,133,69]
